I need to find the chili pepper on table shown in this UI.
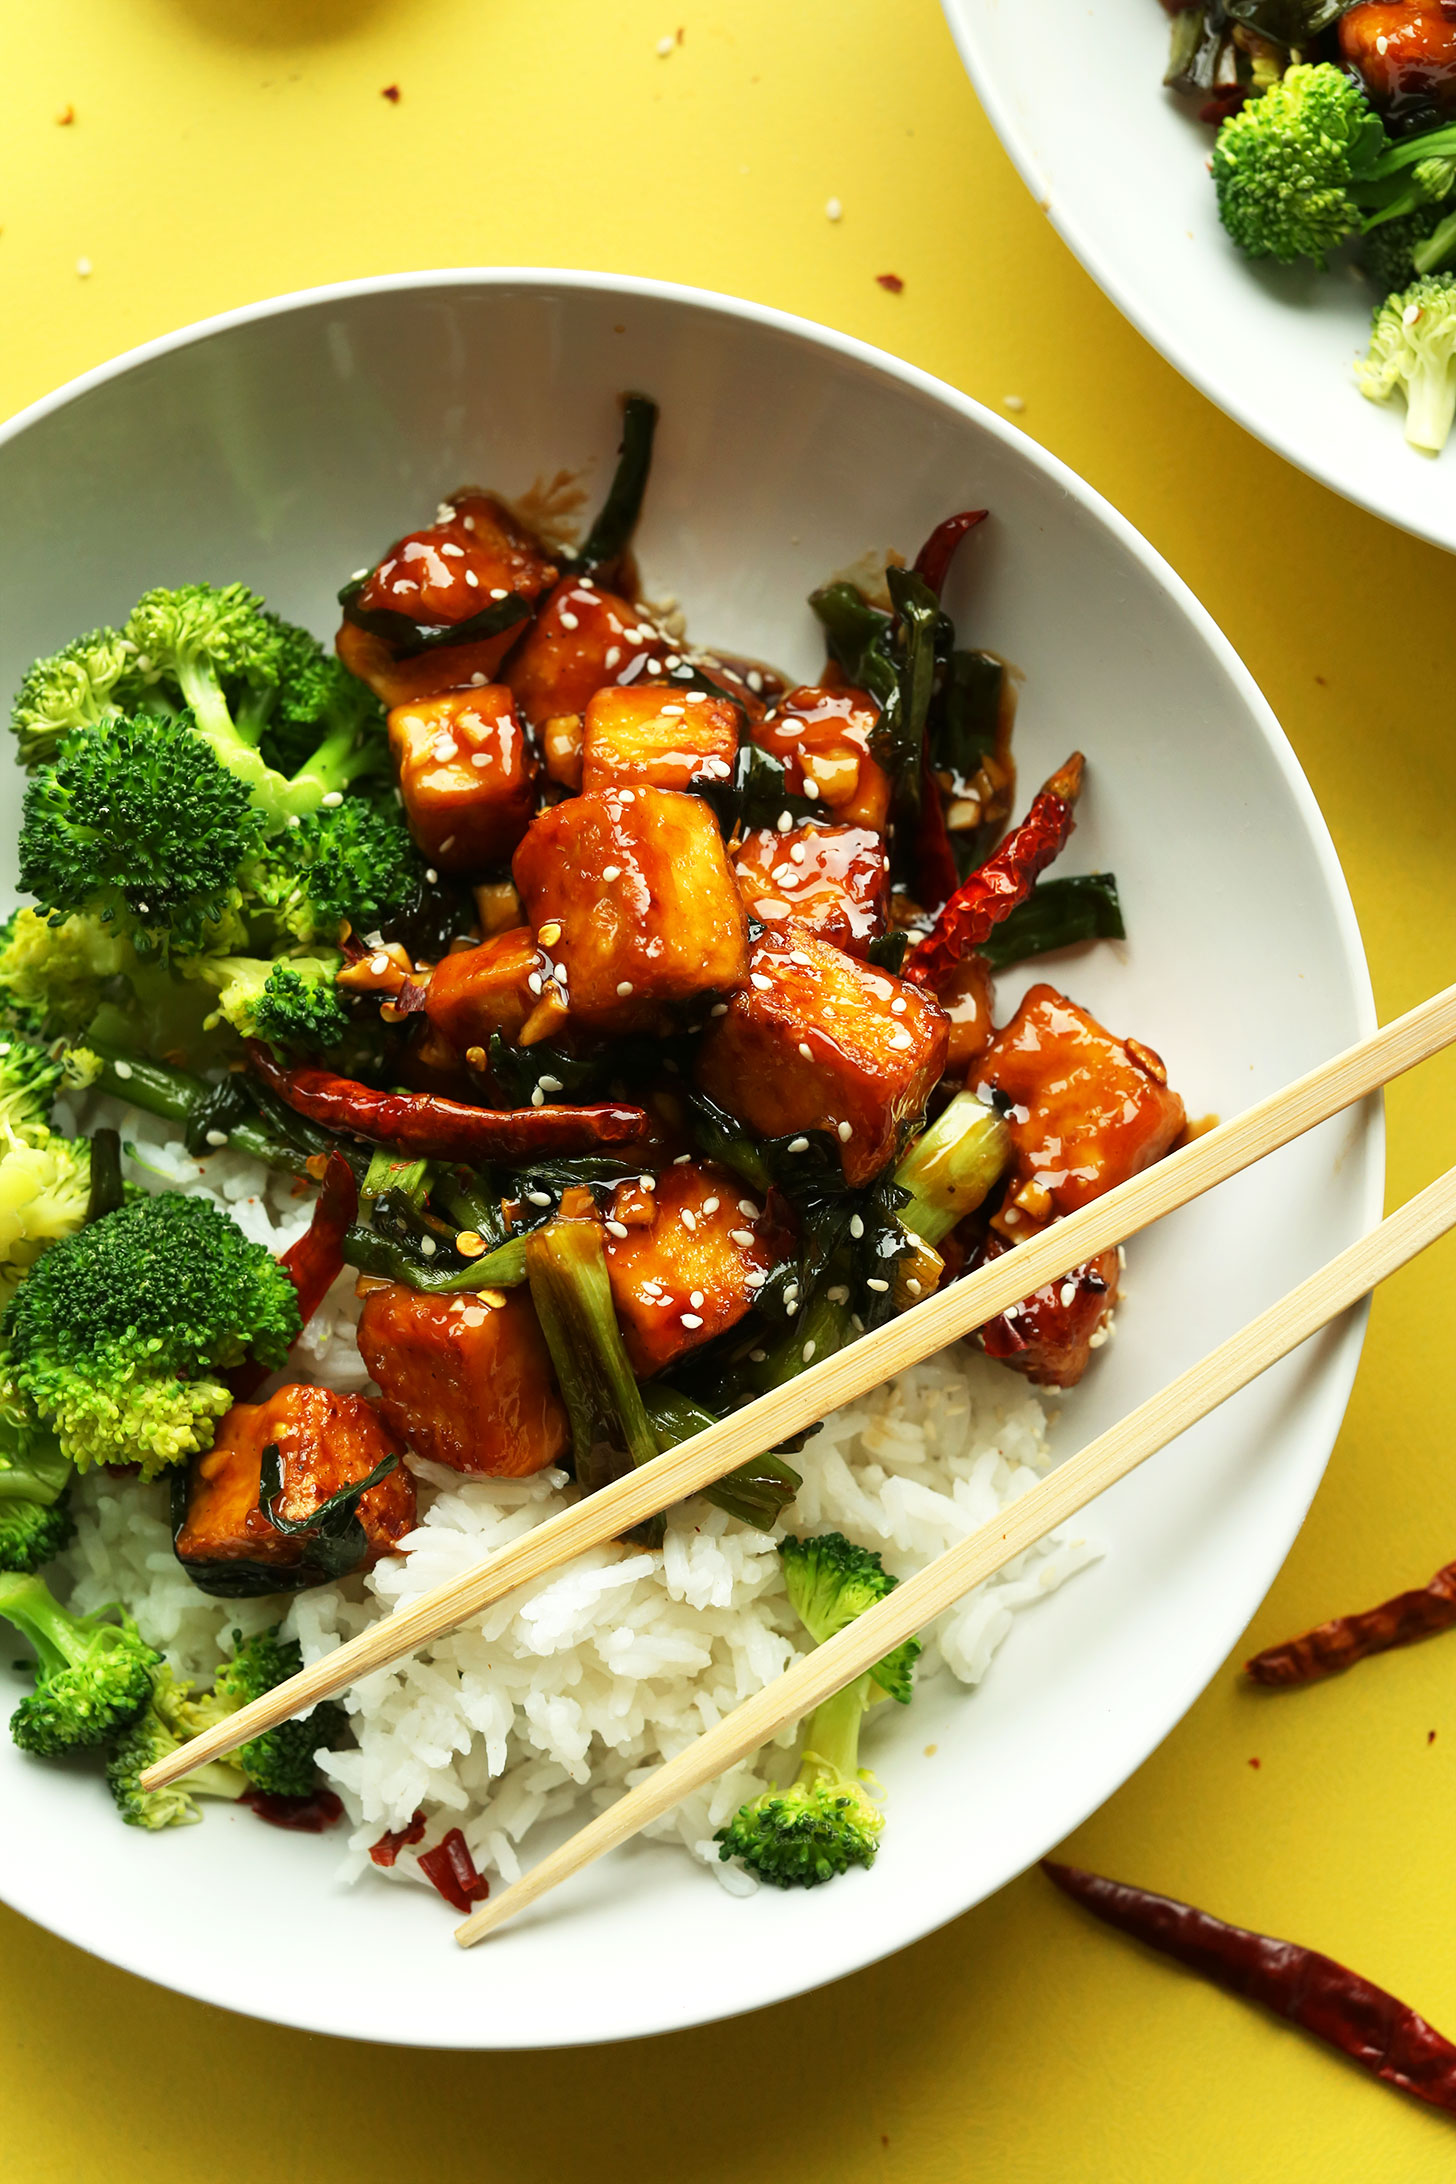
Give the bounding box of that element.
[1245,1559,1456,1686]
[903,752,1084,990]
[1044,1861,1456,2116]
[246,1043,651,1161]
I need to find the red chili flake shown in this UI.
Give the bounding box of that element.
[1248,1757,1261,1770]
[876,272,905,294]
[1246,1559,1456,1687]
[242,1786,344,1832]
[1430,1730,1439,1746]
[1045,1862,1456,2114]
[381,84,401,102]
[369,1809,428,1867]
[418,1827,491,1913]
[55,105,76,126]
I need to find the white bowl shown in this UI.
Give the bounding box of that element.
[0,270,1378,2047]
[942,0,1456,553]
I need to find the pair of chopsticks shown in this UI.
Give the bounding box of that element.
[140,983,1456,1942]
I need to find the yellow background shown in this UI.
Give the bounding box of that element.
[3,1,1455,2174]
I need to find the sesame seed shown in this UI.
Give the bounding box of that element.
[640,1176,656,1190]
[890,1028,913,1049]
[681,1312,704,1329]
[776,811,794,833]
[645,658,662,674]
[826,196,843,221]
[527,972,543,996]
[526,1189,552,1207]
[530,1087,545,1107]
[605,646,622,669]
[710,1001,728,1017]
[287,813,302,828]
[747,671,763,693]
[690,1289,705,1308]
[490,587,508,599]
[729,1228,756,1247]
[906,1278,922,1297]
[439,836,455,854]
[837,1121,853,1143]
[204,1128,229,1148]
[424,868,439,885]
[681,1208,698,1231]
[420,1235,438,1256]
[559,611,580,630]
[797,1041,813,1062]
[659,704,684,717]
[602,865,622,882]
[866,1277,889,1293]
[113,1060,132,1080]
[618,789,636,803]
[788,841,806,864]
[1089,1327,1109,1349]
[802,1340,816,1362]
[657,33,674,54]
[685,689,707,703]
[738,1200,760,1217]
[616,979,634,996]
[470,672,488,687]
[745,1270,767,1289]
[750,972,772,991]
[672,1153,692,1165]
[538,921,563,945]
[370,953,389,974]
[827,1284,850,1305]
[465,570,479,587]
[320,790,344,807]
[702,1197,720,1215]
[1002,394,1026,413]
[749,1348,767,1363]
[890,996,907,1015]
[849,1214,865,1239]
[665,654,682,670]
[1404,303,1422,327]
[787,1136,810,1153]
[605,1219,629,1238]
[784,1287,801,1311]
[1003,1207,1020,1226]
[76,255,93,277]
[538,1074,563,1093]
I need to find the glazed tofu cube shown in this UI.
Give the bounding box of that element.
[752,684,891,831]
[336,492,558,707]
[603,1161,782,1374]
[695,923,948,1186]
[973,1235,1120,1389]
[973,984,1186,1223]
[174,1384,416,1578]
[387,685,537,872]
[356,1284,568,1477]
[423,928,546,1059]
[513,787,748,1031]
[731,822,887,957]
[505,577,670,728]
[580,683,739,794]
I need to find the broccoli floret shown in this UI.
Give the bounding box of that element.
[10,627,144,770]
[716,1532,920,1889]
[248,796,427,947]
[125,585,383,828]
[105,1662,247,1829]
[0,1421,74,1575]
[254,616,386,785]
[1360,198,1456,295]
[183,950,348,1049]
[17,711,261,958]
[0,1491,75,1576]
[0,903,134,1040]
[0,1568,158,1755]
[214,1625,345,1795]
[1356,273,1456,452]
[0,1033,92,1309]
[1212,63,1456,267]
[2,1191,300,1479]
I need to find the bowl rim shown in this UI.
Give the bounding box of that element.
[938,0,1454,558]
[0,266,1382,2043]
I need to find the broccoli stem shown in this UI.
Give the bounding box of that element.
[0,1569,95,1679]
[1414,209,1456,277]
[1406,352,1456,454]
[525,1217,659,1501]
[798,1674,871,1789]
[0,1436,70,1507]
[893,1094,1010,1246]
[282,720,383,812]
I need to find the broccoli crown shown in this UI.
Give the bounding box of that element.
[214,1625,345,1795]
[0,903,134,1040]
[1213,62,1387,265]
[0,1568,158,1755]
[250,795,426,946]
[1356,273,1456,453]
[0,1131,91,1312]
[1361,198,1456,296]
[0,1035,64,1145]
[126,583,278,726]
[18,711,262,955]
[715,1766,884,1888]
[256,617,381,777]
[3,1191,301,1478]
[105,1663,247,1829]
[10,628,142,769]
[779,1531,921,1702]
[186,950,348,1049]
[0,1489,75,1576]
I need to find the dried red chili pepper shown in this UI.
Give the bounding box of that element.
[912,509,988,600]
[229,1149,360,1401]
[369,1809,428,1868]
[1246,1560,1456,1687]
[417,1827,491,1913]
[913,748,962,916]
[903,753,1084,990]
[246,1042,650,1161]
[1044,1861,1456,2114]
[241,1786,345,1833]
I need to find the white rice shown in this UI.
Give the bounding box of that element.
[51,1120,1101,1897]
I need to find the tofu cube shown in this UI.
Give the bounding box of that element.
[974,1235,1120,1389]
[513,786,748,1030]
[337,491,558,707]
[423,928,546,1059]
[751,684,891,831]
[387,684,538,872]
[695,923,948,1186]
[603,1161,781,1374]
[973,984,1186,1221]
[356,1284,568,1477]
[505,577,668,727]
[731,822,887,956]
[581,683,739,794]
[174,1384,416,1579]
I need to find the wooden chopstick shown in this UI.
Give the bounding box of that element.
[139,980,1456,1795]
[456,1160,1456,1945]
